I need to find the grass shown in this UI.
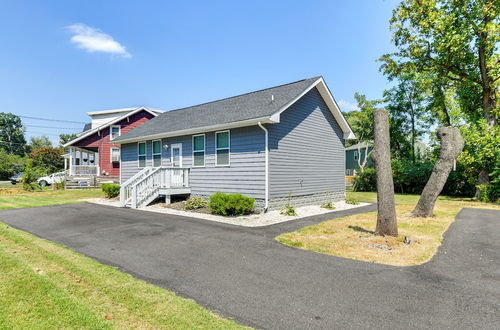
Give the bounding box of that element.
[0,188,104,210]
[0,223,245,329]
[276,192,500,266]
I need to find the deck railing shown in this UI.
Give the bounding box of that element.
[70,165,99,176]
[120,167,190,208]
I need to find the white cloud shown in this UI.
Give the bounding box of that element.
[66,23,131,58]
[337,100,359,112]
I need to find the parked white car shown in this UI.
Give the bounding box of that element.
[38,172,66,187]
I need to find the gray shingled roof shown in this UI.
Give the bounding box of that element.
[345,142,372,151]
[114,77,320,142]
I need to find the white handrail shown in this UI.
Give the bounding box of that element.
[121,167,190,208]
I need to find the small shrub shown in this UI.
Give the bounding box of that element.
[102,183,120,198]
[352,168,376,192]
[477,184,499,203]
[280,205,297,216]
[54,181,65,190]
[22,161,42,192]
[209,192,255,216]
[345,197,359,205]
[321,201,336,210]
[185,197,208,210]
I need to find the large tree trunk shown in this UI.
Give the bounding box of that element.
[412,127,464,217]
[372,110,398,237]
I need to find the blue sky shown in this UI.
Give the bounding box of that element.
[0,0,398,144]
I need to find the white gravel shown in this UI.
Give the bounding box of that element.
[85,198,369,227]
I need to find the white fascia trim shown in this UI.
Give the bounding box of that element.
[86,107,165,116]
[269,77,356,140]
[113,116,277,144]
[63,107,160,148]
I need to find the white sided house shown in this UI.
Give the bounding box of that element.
[113,77,355,211]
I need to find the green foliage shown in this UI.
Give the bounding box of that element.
[380,0,499,125]
[101,184,120,198]
[320,201,336,210]
[208,192,255,216]
[58,133,77,147]
[344,93,381,147]
[54,181,65,190]
[185,197,208,210]
[280,205,297,216]
[345,197,359,205]
[28,136,52,150]
[0,112,27,156]
[30,147,64,175]
[0,149,26,179]
[22,160,42,191]
[352,168,377,192]
[476,184,499,203]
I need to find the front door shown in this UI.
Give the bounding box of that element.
[170,143,183,186]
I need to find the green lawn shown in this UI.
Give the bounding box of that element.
[0,188,246,329]
[0,189,104,209]
[277,192,500,266]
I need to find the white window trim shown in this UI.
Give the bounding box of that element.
[152,139,162,167]
[192,134,205,167]
[110,125,121,141]
[110,147,121,163]
[138,141,147,168]
[215,130,230,167]
[170,143,183,167]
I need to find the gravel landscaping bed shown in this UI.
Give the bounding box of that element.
[85,198,369,227]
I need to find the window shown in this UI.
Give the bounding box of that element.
[110,125,121,140]
[152,140,162,167]
[138,142,146,168]
[192,134,205,167]
[353,150,358,161]
[111,148,120,162]
[216,130,230,166]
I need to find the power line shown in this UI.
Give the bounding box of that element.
[19,115,86,125]
[25,124,81,130]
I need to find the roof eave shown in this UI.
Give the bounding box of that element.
[113,116,277,144]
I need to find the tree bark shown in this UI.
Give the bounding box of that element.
[411,127,464,217]
[372,110,398,236]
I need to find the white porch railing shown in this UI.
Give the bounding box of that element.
[120,167,190,208]
[70,165,99,176]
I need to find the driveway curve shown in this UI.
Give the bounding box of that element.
[1,204,499,329]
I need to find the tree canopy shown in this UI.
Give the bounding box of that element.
[0,112,27,156]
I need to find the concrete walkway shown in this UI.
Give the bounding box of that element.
[1,204,499,329]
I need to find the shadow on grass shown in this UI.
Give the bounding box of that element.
[348,225,374,234]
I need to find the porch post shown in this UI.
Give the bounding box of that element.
[69,148,74,175]
[95,151,100,176]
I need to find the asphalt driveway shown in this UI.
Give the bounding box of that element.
[1,204,499,329]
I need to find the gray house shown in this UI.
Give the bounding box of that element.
[113,76,355,211]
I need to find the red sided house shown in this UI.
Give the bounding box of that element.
[63,107,163,182]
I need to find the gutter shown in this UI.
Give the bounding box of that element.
[258,122,269,212]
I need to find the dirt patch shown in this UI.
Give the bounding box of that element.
[160,201,211,214]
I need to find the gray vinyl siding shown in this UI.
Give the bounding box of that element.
[120,126,266,199]
[267,87,345,199]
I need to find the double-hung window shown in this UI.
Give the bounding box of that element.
[110,125,121,140]
[192,134,205,167]
[111,148,120,163]
[216,130,230,166]
[152,140,162,167]
[138,142,146,168]
[354,150,358,161]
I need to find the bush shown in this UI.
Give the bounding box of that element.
[185,197,208,210]
[477,184,499,203]
[345,197,359,205]
[280,205,297,216]
[102,183,120,198]
[209,192,255,216]
[30,147,64,175]
[0,149,26,180]
[352,168,376,192]
[321,201,336,210]
[22,160,42,191]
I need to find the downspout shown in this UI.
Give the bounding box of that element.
[258,122,269,212]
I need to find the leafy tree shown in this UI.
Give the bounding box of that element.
[0,112,27,156]
[344,93,381,146]
[384,74,432,162]
[380,0,499,126]
[22,159,42,191]
[59,133,77,146]
[28,136,52,149]
[30,147,64,175]
[0,148,26,179]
